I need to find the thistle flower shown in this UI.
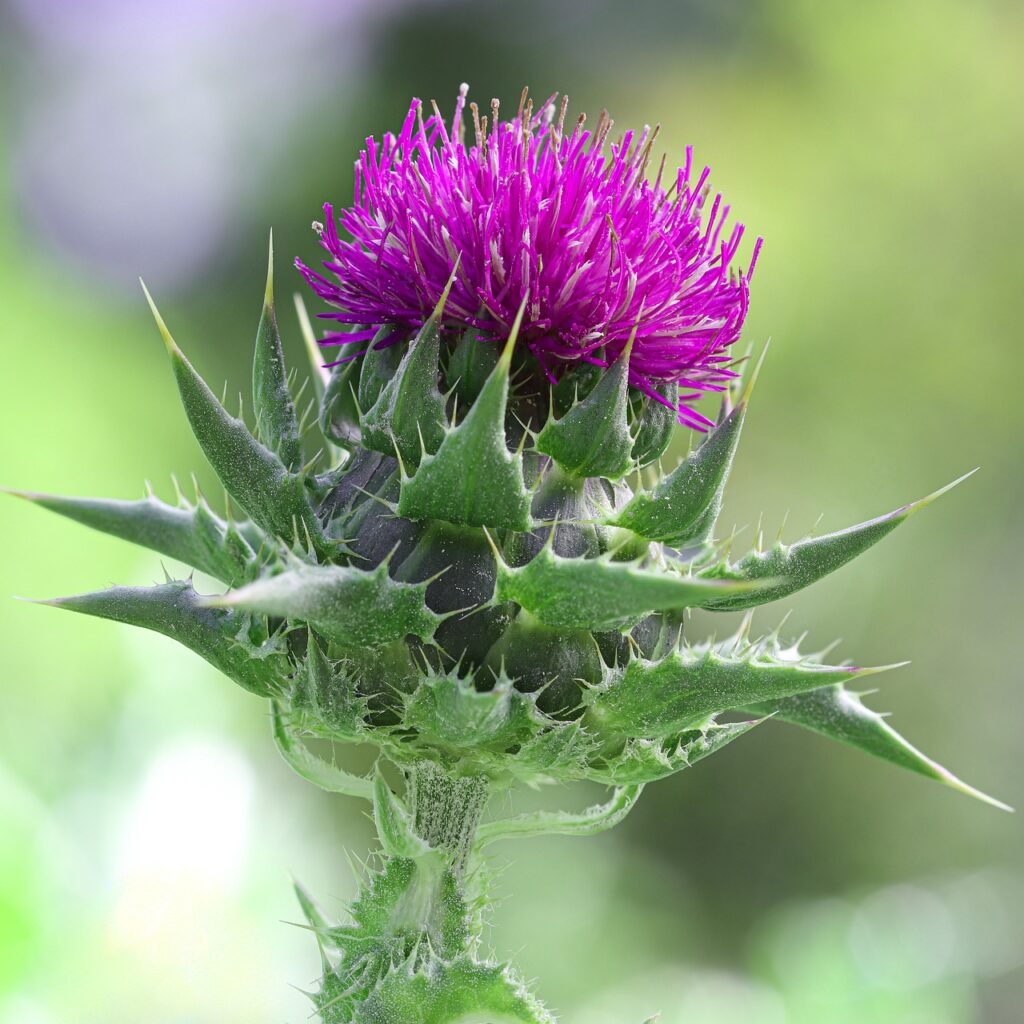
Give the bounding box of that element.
[298,85,761,428]
[13,86,1001,1023]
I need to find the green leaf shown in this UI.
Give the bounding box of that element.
[610,350,765,547]
[34,580,289,696]
[475,784,643,847]
[609,395,746,549]
[9,489,258,587]
[630,382,677,468]
[325,853,471,967]
[491,539,766,631]
[271,702,373,799]
[582,719,762,785]
[535,340,635,479]
[374,769,430,858]
[504,721,597,784]
[361,291,450,466]
[209,561,442,646]
[587,626,897,739]
[293,880,332,973]
[294,879,330,932]
[142,282,326,555]
[252,231,303,471]
[319,355,362,449]
[290,631,365,740]
[358,327,404,412]
[744,684,1010,810]
[446,327,500,405]
[697,471,978,611]
[402,669,540,752]
[397,304,532,532]
[355,958,553,1024]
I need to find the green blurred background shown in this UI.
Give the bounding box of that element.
[1,1,1022,1020]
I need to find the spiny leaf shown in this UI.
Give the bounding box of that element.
[698,471,978,611]
[253,231,303,471]
[490,540,766,631]
[293,880,330,932]
[208,562,442,646]
[582,719,762,785]
[293,880,333,973]
[32,580,289,696]
[509,719,598,780]
[373,769,430,858]
[402,670,540,752]
[361,285,452,466]
[358,327,404,412]
[551,361,602,416]
[609,388,747,549]
[271,702,373,799]
[475,784,643,846]
[319,354,362,449]
[744,684,1010,810]
[142,282,326,555]
[446,326,499,405]
[586,629,899,739]
[355,957,553,1024]
[630,382,677,468]
[535,338,635,479]
[9,489,258,587]
[328,853,470,965]
[291,631,364,740]
[397,303,532,532]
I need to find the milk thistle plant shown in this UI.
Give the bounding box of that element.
[15,86,1005,1021]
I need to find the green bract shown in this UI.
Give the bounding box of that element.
[13,239,1004,1022]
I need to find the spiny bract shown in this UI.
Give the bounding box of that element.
[13,87,1004,1023]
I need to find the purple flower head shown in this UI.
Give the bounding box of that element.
[297,85,761,429]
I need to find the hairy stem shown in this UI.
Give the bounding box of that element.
[407,760,489,873]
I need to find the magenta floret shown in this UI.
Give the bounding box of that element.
[298,86,760,428]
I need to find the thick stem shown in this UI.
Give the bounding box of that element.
[298,762,553,1022]
[407,760,489,873]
